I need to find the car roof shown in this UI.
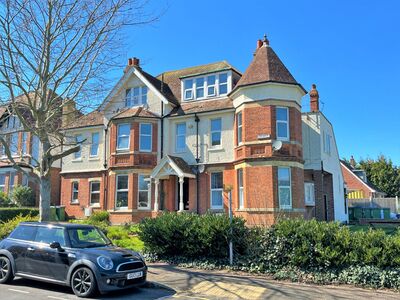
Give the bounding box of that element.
[19,222,97,229]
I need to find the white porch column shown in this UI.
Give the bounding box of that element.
[179,176,184,212]
[154,179,159,212]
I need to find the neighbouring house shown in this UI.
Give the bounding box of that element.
[302,85,348,222]
[340,158,385,199]
[0,94,66,205]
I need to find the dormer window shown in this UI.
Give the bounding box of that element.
[183,72,230,101]
[125,86,147,107]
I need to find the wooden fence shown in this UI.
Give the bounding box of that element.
[348,197,400,214]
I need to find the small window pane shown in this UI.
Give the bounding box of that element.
[140,123,152,135]
[117,175,128,190]
[276,107,288,121]
[278,168,290,185]
[184,79,193,89]
[279,188,291,206]
[211,172,223,189]
[277,123,288,139]
[90,132,99,157]
[211,191,223,207]
[211,119,221,131]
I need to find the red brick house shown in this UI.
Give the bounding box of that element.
[61,37,309,225]
[341,159,385,199]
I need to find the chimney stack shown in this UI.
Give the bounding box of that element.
[127,57,140,67]
[256,39,263,49]
[350,156,356,168]
[309,84,319,112]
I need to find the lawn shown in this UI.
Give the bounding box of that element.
[348,224,400,235]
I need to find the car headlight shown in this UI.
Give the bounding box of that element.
[97,256,114,270]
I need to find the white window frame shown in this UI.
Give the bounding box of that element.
[74,134,83,159]
[125,86,148,107]
[90,181,101,206]
[237,112,243,144]
[0,174,5,191]
[210,118,222,148]
[276,106,290,141]
[71,181,79,203]
[90,132,100,157]
[175,123,186,153]
[182,72,230,101]
[238,169,244,209]
[139,123,152,152]
[304,182,315,206]
[210,172,223,209]
[117,123,130,151]
[115,174,129,210]
[10,132,18,156]
[278,167,292,209]
[137,175,150,210]
[22,132,28,155]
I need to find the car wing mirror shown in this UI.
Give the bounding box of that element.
[50,241,62,250]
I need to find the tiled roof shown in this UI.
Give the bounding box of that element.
[168,155,195,175]
[157,61,240,102]
[112,106,159,120]
[169,98,233,116]
[235,41,302,91]
[64,110,104,129]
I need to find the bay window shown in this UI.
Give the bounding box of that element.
[276,107,289,141]
[278,167,292,209]
[238,169,244,209]
[139,123,152,152]
[237,112,242,144]
[138,175,150,209]
[210,172,223,209]
[117,123,130,150]
[116,175,128,209]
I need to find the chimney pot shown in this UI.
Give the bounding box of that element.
[309,83,320,112]
[128,58,133,66]
[127,57,140,67]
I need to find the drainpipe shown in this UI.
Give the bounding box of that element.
[159,73,165,209]
[103,119,112,210]
[195,114,200,214]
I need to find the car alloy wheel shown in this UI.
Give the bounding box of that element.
[0,256,14,284]
[71,267,97,298]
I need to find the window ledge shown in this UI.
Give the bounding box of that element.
[209,208,224,213]
[136,208,151,211]
[115,150,131,155]
[107,209,132,213]
[70,202,80,206]
[90,204,101,208]
[208,147,224,152]
[89,157,100,161]
[72,159,83,162]
[305,203,315,207]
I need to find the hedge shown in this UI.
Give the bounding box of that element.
[0,207,39,222]
[139,212,247,258]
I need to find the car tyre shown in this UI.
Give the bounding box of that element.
[71,267,97,298]
[0,256,14,284]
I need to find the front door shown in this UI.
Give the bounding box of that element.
[176,177,189,210]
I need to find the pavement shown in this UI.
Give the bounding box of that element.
[1,262,400,299]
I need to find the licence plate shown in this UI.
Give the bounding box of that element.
[127,271,143,280]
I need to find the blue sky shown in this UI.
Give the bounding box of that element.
[118,0,400,164]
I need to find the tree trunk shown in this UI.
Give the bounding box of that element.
[39,176,51,221]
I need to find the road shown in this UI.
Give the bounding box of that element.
[1,263,400,299]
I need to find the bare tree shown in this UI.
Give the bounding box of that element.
[0,0,157,220]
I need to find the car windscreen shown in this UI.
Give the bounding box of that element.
[67,227,111,248]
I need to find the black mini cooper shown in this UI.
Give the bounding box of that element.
[0,222,147,297]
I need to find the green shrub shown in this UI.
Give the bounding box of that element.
[139,212,247,258]
[0,207,39,222]
[0,191,15,207]
[11,185,35,207]
[0,214,39,239]
[88,211,109,223]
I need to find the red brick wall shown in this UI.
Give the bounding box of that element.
[61,171,105,219]
[341,164,373,198]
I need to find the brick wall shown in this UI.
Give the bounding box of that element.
[341,164,373,198]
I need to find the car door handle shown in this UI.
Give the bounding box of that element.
[27,247,35,252]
